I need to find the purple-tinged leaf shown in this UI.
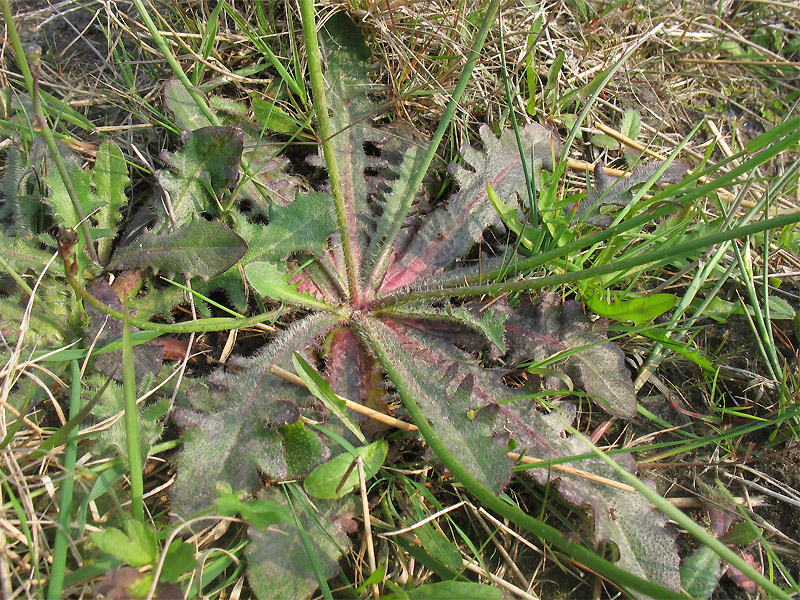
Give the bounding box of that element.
[503,293,637,417]
[364,135,428,281]
[499,401,680,595]
[567,161,688,226]
[357,316,513,494]
[155,126,243,229]
[378,301,507,356]
[85,279,164,383]
[109,219,246,282]
[324,326,389,439]
[246,491,357,600]
[379,123,560,293]
[317,14,384,282]
[172,313,343,516]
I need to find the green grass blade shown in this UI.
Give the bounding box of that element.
[122,299,144,522]
[46,359,82,600]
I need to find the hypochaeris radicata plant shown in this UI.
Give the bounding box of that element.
[156,14,683,599]
[13,6,798,600]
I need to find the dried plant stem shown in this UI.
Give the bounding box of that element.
[357,457,379,599]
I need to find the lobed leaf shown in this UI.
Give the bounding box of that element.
[379,123,560,293]
[357,316,513,494]
[172,313,343,517]
[236,192,337,264]
[246,490,357,600]
[155,126,243,229]
[109,219,247,282]
[317,13,386,279]
[503,293,637,418]
[93,140,130,264]
[567,161,688,226]
[500,402,680,595]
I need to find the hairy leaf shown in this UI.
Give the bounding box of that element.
[0,235,52,273]
[318,13,386,280]
[379,123,560,293]
[503,293,637,418]
[163,15,684,597]
[500,402,680,594]
[109,219,246,282]
[85,279,164,383]
[1,143,38,237]
[680,546,722,599]
[245,261,338,310]
[42,144,102,231]
[172,313,342,516]
[246,490,357,600]
[358,316,513,494]
[93,140,130,264]
[155,126,243,229]
[237,192,336,264]
[568,161,688,226]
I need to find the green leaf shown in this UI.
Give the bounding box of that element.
[385,581,503,600]
[586,292,678,323]
[303,440,388,499]
[108,219,247,282]
[155,126,243,228]
[380,123,559,293]
[501,404,681,594]
[280,420,329,474]
[164,79,213,131]
[0,236,51,273]
[91,520,158,567]
[214,487,292,530]
[238,192,337,264]
[413,524,462,571]
[251,97,302,134]
[590,133,621,150]
[620,109,641,140]
[246,491,356,600]
[42,147,102,230]
[93,140,130,264]
[720,521,761,546]
[245,261,337,310]
[240,499,293,530]
[487,181,534,250]
[680,546,722,599]
[160,540,198,583]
